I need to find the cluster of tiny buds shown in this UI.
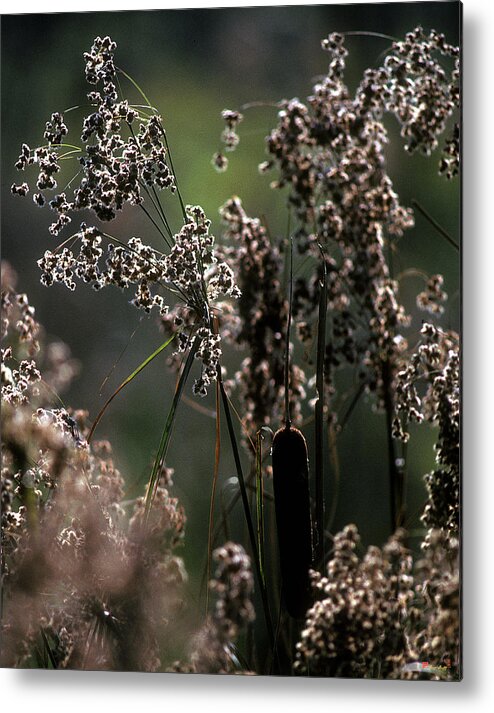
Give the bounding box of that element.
[44,112,68,145]
[1,350,41,406]
[129,485,186,552]
[393,319,459,540]
[321,31,348,78]
[217,196,303,438]
[416,274,448,315]
[12,36,177,234]
[439,123,460,179]
[36,202,240,396]
[12,144,62,209]
[1,278,40,355]
[220,109,243,152]
[386,27,459,158]
[210,110,244,172]
[295,525,414,678]
[83,35,117,86]
[11,36,245,398]
[211,151,228,173]
[192,327,222,397]
[394,322,459,431]
[209,542,255,640]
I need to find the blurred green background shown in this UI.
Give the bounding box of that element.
[1,2,460,636]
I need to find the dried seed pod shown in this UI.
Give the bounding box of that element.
[272,425,313,618]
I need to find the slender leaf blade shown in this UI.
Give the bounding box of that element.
[144,336,198,521]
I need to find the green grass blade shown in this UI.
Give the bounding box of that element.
[88,333,177,443]
[116,67,155,111]
[58,148,82,159]
[144,336,198,521]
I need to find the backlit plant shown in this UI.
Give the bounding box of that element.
[3,25,460,678]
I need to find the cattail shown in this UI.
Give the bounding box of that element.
[272,424,313,618]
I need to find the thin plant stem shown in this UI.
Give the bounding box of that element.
[88,332,177,443]
[116,66,156,111]
[315,245,327,568]
[99,316,145,396]
[144,334,198,522]
[218,369,275,652]
[206,349,222,614]
[255,429,266,586]
[412,199,459,251]
[284,237,293,429]
[381,358,401,533]
[159,126,187,222]
[138,195,173,246]
[343,30,399,42]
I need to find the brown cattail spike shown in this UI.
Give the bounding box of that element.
[272,425,313,619]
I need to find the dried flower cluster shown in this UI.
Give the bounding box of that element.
[440,122,460,179]
[380,27,459,159]
[12,36,241,397]
[409,530,460,676]
[34,206,239,396]
[219,197,306,439]
[416,274,448,315]
[1,262,78,407]
[12,35,175,230]
[295,524,459,679]
[173,543,254,674]
[265,32,417,408]
[222,27,458,417]
[1,262,40,355]
[2,442,188,670]
[220,110,244,152]
[210,110,243,174]
[395,322,460,542]
[295,525,413,677]
[1,265,187,670]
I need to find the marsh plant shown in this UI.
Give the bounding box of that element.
[2,26,460,678]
